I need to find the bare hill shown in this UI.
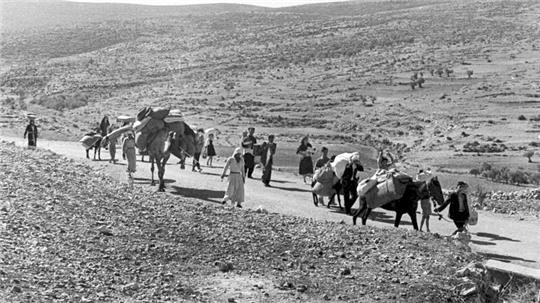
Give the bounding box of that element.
[0,0,266,32]
[1,0,539,182]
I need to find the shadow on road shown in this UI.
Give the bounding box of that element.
[471,240,496,246]
[478,252,535,263]
[267,179,293,184]
[367,210,412,226]
[200,171,222,177]
[169,185,224,203]
[271,185,312,193]
[133,177,176,185]
[475,232,520,242]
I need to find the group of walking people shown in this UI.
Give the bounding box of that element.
[23,115,473,235]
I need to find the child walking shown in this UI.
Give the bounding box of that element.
[204,133,216,167]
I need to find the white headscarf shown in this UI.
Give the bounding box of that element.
[233,147,242,157]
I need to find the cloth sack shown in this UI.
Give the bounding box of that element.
[137,107,152,121]
[140,118,165,135]
[80,135,102,150]
[468,204,478,226]
[312,164,339,197]
[107,124,133,141]
[149,107,170,120]
[164,109,184,123]
[331,152,360,179]
[133,117,151,132]
[361,172,412,208]
[135,132,149,149]
[164,116,184,123]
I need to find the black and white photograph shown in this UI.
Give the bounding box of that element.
[1,0,539,301]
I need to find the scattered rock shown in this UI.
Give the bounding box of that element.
[218,262,234,273]
[296,284,308,293]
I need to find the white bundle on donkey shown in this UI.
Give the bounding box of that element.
[331,152,361,179]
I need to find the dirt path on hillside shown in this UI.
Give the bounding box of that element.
[3,135,539,270]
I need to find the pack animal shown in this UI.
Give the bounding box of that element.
[85,137,103,160]
[352,177,444,230]
[143,122,196,192]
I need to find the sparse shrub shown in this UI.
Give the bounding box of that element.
[529,115,540,121]
[510,170,528,185]
[482,168,498,181]
[469,168,481,176]
[531,173,540,185]
[517,115,527,121]
[523,150,535,163]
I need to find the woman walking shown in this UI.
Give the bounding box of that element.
[122,132,137,182]
[221,147,245,208]
[107,125,118,163]
[416,168,433,232]
[23,119,38,149]
[296,136,314,184]
[204,133,217,168]
[435,181,470,235]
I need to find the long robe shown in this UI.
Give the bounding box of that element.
[261,142,276,185]
[24,123,38,148]
[296,143,313,175]
[122,137,137,173]
[222,157,245,203]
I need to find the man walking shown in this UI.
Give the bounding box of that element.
[23,118,38,149]
[241,127,257,178]
[261,135,277,187]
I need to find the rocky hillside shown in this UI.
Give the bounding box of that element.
[0,141,482,302]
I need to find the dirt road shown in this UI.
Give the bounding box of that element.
[4,135,539,270]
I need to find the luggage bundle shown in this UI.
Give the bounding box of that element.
[360,171,413,208]
[80,133,102,149]
[312,163,340,197]
[134,107,187,151]
[164,109,184,123]
[134,107,168,150]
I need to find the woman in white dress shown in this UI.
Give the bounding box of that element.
[221,147,246,208]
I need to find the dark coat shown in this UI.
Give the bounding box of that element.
[435,192,469,222]
[261,142,276,166]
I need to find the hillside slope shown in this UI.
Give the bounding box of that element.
[0,141,484,302]
[0,0,539,176]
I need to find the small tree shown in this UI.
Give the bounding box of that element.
[482,168,498,181]
[480,162,492,173]
[466,70,473,78]
[531,173,540,185]
[510,170,528,185]
[470,168,481,176]
[497,166,511,183]
[524,150,535,163]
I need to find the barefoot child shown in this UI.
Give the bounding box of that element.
[204,133,216,167]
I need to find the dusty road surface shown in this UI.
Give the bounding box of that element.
[4,135,540,270]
